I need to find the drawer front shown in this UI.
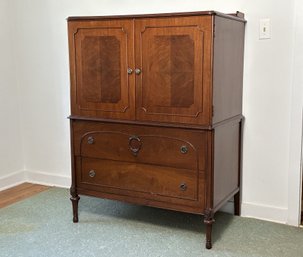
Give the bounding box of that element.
[73,121,207,171]
[80,157,199,201]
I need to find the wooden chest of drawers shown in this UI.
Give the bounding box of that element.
[68,11,245,249]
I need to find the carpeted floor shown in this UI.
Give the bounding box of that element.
[0,188,302,257]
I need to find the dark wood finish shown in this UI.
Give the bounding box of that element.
[213,121,240,209]
[68,19,135,120]
[70,187,80,223]
[69,115,211,130]
[72,120,207,170]
[68,11,245,250]
[234,191,240,216]
[77,187,205,214]
[204,208,215,249]
[234,119,243,216]
[67,11,246,23]
[75,155,205,209]
[135,16,212,125]
[0,183,50,209]
[80,158,199,201]
[212,16,245,124]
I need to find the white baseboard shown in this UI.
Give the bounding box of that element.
[241,202,288,224]
[0,170,26,191]
[220,201,288,225]
[0,170,70,191]
[0,171,290,225]
[26,170,70,188]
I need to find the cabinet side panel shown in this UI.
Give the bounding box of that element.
[213,121,240,208]
[212,16,245,124]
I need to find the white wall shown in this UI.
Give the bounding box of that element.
[3,0,302,224]
[288,0,303,226]
[0,0,24,189]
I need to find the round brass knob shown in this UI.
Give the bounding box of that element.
[179,183,187,191]
[180,145,188,154]
[127,68,133,74]
[89,170,96,178]
[135,68,142,75]
[87,136,94,145]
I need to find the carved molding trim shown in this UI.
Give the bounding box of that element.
[203,208,215,224]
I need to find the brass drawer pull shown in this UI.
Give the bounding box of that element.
[179,183,187,191]
[128,135,142,156]
[180,145,188,154]
[87,136,94,144]
[89,170,96,178]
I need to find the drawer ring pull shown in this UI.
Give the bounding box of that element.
[89,170,96,178]
[128,135,141,156]
[179,183,187,191]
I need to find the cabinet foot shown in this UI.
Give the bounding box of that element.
[234,191,240,216]
[204,208,215,249]
[70,187,80,223]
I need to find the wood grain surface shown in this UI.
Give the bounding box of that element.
[0,183,50,209]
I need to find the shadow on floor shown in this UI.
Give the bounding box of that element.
[77,195,235,245]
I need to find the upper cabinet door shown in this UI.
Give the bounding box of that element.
[68,20,135,120]
[135,16,213,125]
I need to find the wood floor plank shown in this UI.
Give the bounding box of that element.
[0,183,50,208]
[0,183,34,198]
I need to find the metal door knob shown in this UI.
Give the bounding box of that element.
[127,68,133,74]
[135,68,141,75]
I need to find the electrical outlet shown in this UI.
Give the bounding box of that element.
[259,18,271,39]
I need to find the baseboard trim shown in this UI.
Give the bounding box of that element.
[0,170,26,191]
[26,170,70,189]
[0,171,290,225]
[0,170,70,192]
[241,202,288,224]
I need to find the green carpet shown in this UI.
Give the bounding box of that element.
[0,188,302,257]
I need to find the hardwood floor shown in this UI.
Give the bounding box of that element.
[0,183,50,208]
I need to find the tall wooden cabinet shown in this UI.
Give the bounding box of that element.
[68,11,246,249]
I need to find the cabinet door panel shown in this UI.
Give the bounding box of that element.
[135,16,212,125]
[69,20,135,120]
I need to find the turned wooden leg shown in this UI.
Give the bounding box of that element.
[204,209,215,249]
[70,187,80,223]
[234,191,240,216]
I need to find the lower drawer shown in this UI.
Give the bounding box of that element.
[78,157,200,202]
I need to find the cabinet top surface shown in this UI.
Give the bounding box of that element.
[67,10,246,22]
